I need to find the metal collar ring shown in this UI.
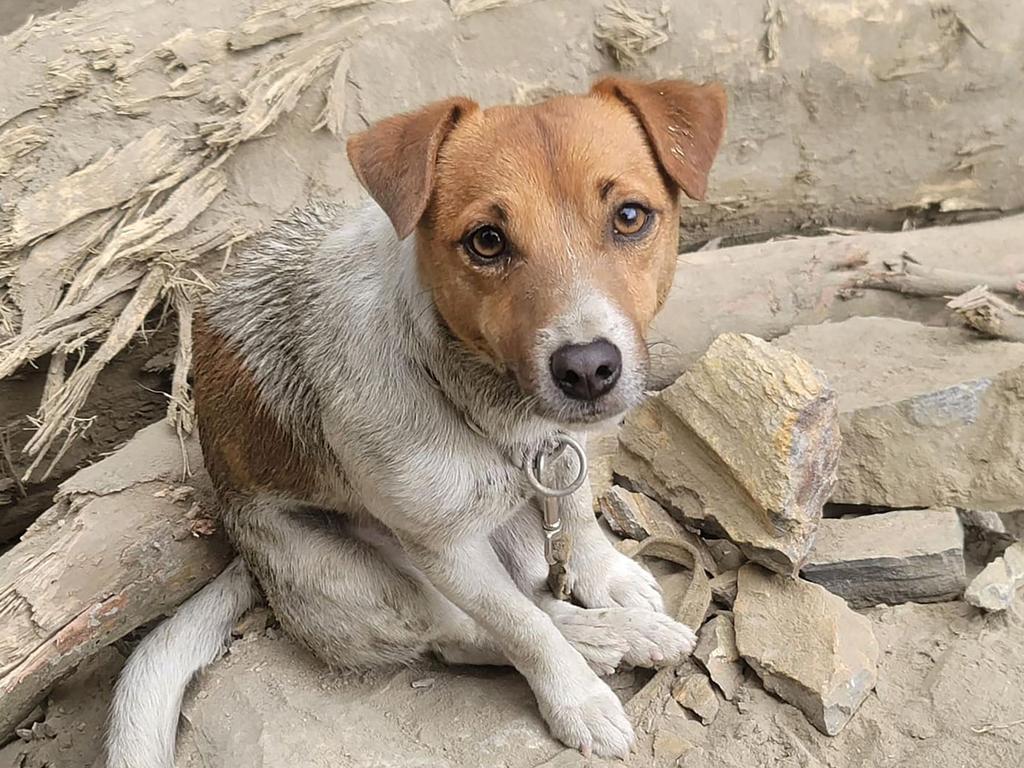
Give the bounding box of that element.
[525,434,588,498]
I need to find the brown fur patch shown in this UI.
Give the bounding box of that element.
[193,314,329,501]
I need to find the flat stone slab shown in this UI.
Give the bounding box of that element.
[802,508,966,607]
[734,565,879,736]
[774,317,1024,512]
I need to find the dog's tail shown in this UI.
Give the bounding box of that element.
[106,558,258,768]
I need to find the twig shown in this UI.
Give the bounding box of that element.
[852,252,1024,298]
[971,718,1024,734]
[594,0,670,68]
[0,429,27,498]
[24,267,169,471]
[947,285,1024,342]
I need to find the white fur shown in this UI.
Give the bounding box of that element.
[106,560,257,768]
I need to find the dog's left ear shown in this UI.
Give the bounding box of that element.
[591,77,727,201]
[347,97,479,239]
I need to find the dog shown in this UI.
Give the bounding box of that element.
[106,76,727,766]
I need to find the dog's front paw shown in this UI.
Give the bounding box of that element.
[572,548,663,612]
[553,606,695,674]
[536,675,635,758]
[615,609,696,668]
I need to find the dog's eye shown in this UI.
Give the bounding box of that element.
[464,226,507,262]
[613,204,650,237]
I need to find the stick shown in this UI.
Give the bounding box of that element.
[0,423,232,739]
[947,285,1024,342]
[853,252,1024,298]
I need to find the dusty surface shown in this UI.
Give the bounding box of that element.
[0,0,76,35]
[2,580,1021,768]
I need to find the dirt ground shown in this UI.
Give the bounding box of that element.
[2,562,1021,768]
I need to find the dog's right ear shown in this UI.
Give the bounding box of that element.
[347,97,478,240]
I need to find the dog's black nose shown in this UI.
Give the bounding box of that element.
[550,340,622,401]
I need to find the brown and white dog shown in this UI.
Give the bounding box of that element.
[107,77,726,766]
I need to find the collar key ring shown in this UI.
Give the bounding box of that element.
[525,434,588,601]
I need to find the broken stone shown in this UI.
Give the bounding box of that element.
[801,508,966,608]
[709,571,738,608]
[734,564,879,735]
[671,669,720,725]
[597,485,686,541]
[653,728,695,765]
[616,333,840,575]
[774,318,1024,512]
[964,542,1024,612]
[693,613,745,701]
[959,509,1015,564]
[959,509,1008,536]
[705,539,745,572]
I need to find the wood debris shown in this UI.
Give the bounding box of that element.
[0,125,48,178]
[594,0,670,68]
[0,126,186,254]
[948,285,1024,342]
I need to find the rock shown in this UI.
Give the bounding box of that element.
[597,485,685,541]
[709,571,738,608]
[617,333,840,575]
[693,614,745,701]
[706,539,745,572]
[671,670,720,725]
[959,509,1008,536]
[801,508,966,608]
[964,542,1024,612]
[959,509,1015,564]
[653,728,695,764]
[774,318,1024,512]
[734,564,879,735]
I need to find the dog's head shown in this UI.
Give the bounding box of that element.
[347,78,726,426]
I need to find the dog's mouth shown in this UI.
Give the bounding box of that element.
[531,395,633,427]
[511,357,648,428]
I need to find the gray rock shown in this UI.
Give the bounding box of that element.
[774,318,1024,512]
[671,670,720,726]
[734,565,879,735]
[597,485,684,541]
[706,539,745,572]
[965,542,1024,612]
[709,571,738,608]
[801,508,966,607]
[693,614,745,701]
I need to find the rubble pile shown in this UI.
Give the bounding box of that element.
[601,319,1023,742]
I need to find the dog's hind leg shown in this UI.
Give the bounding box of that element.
[224,496,507,669]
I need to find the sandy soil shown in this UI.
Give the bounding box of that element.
[2,569,1021,768]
